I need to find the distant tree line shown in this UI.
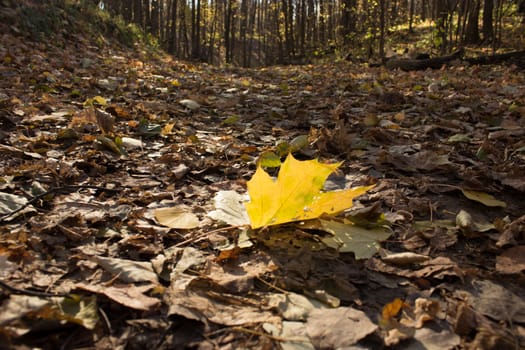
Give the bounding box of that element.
[92,0,525,66]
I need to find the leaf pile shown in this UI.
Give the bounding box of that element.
[1,8,525,350]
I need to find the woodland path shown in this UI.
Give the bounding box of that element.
[0,30,525,350]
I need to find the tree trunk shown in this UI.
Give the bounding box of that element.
[408,0,415,32]
[133,0,142,27]
[224,0,235,63]
[482,0,494,42]
[168,0,178,54]
[180,1,189,58]
[143,0,150,31]
[240,0,248,66]
[464,0,481,44]
[340,0,356,44]
[378,0,386,59]
[123,0,132,22]
[385,49,464,70]
[150,0,160,37]
[191,0,201,59]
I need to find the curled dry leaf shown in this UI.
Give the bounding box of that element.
[380,250,430,265]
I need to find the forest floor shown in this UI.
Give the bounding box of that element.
[1,8,525,350]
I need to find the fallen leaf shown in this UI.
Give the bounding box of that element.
[380,250,430,265]
[409,327,461,350]
[456,209,495,234]
[167,288,279,326]
[84,95,107,106]
[496,214,525,247]
[92,256,159,283]
[319,219,392,259]
[0,295,98,330]
[137,118,162,137]
[0,191,36,220]
[454,302,478,336]
[496,246,525,274]
[222,115,240,124]
[289,134,309,152]
[120,137,144,150]
[179,99,200,110]
[48,295,99,330]
[75,283,160,311]
[207,254,277,293]
[461,189,506,208]
[456,209,473,230]
[155,206,201,229]
[306,307,377,348]
[466,279,525,324]
[263,321,315,350]
[257,151,282,168]
[0,295,52,327]
[207,190,250,226]
[380,298,406,327]
[0,254,17,278]
[411,298,441,328]
[246,153,374,229]
[172,247,207,276]
[447,133,471,143]
[95,108,115,134]
[214,247,241,263]
[267,292,326,321]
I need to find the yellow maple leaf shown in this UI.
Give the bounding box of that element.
[245,153,375,229]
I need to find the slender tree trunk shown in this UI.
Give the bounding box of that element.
[133,0,143,27]
[340,0,356,44]
[150,0,159,37]
[247,0,256,66]
[224,0,235,63]
[464,0,480,44]
[123,0,132,21]
[482,0,494,42]
[168,0,178,54]
[240,0,247,66]
[143,0,150,31]
[181,1,189,57]
[191,0,202,59]
[408,0,415,32]
[379,0,386,59]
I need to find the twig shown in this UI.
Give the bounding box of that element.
[98,306,113,335]
[256,277,290,294]
[173,225,245,247]
[205,326,309,343]
[0,279,69,298]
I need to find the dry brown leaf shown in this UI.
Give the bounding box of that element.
[75,283,160,311]
[306,307,378,348]
[496,246,525,274]
[154,206,201,229]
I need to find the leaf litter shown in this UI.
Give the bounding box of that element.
[0,13,525,350]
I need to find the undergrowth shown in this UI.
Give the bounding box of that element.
[0,0,155,49]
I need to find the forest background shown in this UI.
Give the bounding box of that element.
[13,0,525,67]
